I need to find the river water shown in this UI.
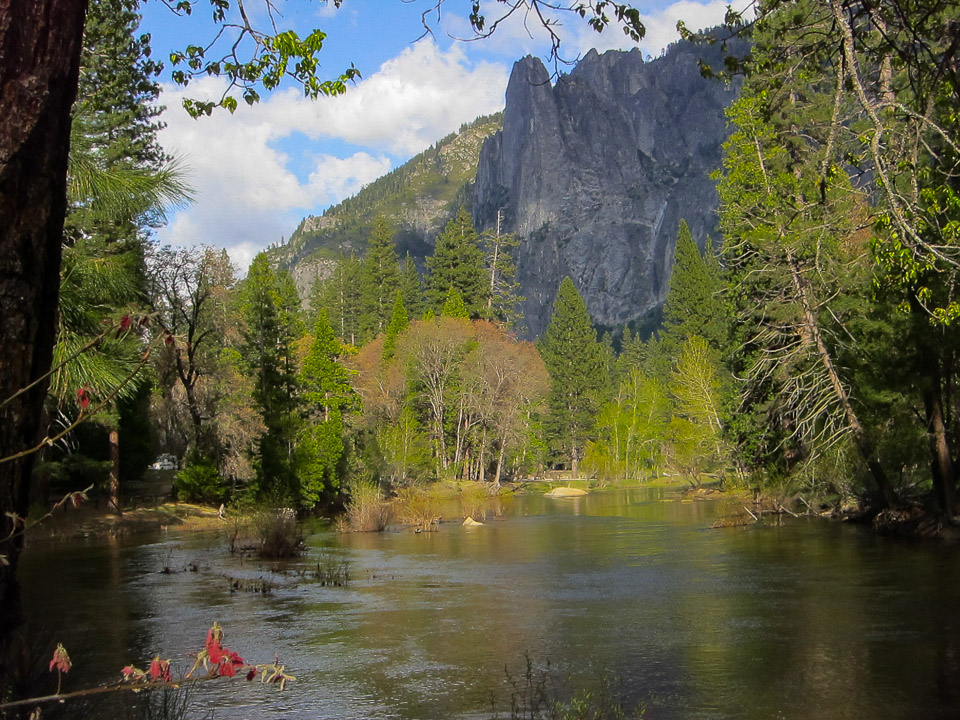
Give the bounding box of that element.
[18,488,960,719]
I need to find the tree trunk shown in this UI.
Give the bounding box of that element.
[108,429,121,515]
[787,253,897,508]
[918,340,957,517]
[493,438,505,490]
[0,0,87,700]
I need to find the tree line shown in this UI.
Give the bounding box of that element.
[31,0,960,527]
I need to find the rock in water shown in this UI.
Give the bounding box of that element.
[545,487,589,498]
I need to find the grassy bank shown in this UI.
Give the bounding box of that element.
[26,501,227,543]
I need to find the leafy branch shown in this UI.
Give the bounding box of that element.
[159,0,359,116]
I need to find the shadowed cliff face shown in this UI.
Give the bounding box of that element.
[474,43,741,337]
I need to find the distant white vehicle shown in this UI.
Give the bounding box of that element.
[150,454,178,471]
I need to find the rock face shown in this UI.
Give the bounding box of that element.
[473,43,741,337]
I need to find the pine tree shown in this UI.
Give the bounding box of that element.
[297,310,359,506]
[538,277,606,476]
[382,291,409,362]
[481,209,524,327]
[399,252,423,320]
[359,216,401,340]
[661,220,728,354]
[301,310,358,422]
[441,287,470,319]
[239,253,302,503]
[66,0,166,245]
[315,255,364,346]
[425,208,488,317]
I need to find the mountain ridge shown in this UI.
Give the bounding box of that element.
[473,40,742,336]
[276,39,743,337]
[268,113,503,295]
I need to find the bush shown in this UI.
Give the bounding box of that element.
[394,486,443,531]
[253,508,303,559]
[174,460,226,504]
[344,480,391,532]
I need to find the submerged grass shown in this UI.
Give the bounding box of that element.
[491,656,646,720]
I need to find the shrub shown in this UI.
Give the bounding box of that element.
[174,459,226,504]
[393,486,443,532]
[344,480,391,532]
[253,508,303,559]
[459,482,497,521]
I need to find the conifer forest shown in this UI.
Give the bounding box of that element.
[2,0,960,718]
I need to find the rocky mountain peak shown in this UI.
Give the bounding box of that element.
[474,40,742,337]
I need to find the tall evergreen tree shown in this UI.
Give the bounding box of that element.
[399,252,423,321]
[359,216,401,340]
[382,291,409,362]
[66,0,166,245]
[42,0,190,514]
[481,209,524,327]
[297,310,359,506]
[239,253,302,503]
[538,277,606,476]
[425,208,488,317]
[301,310,358,421]
[315,255,364,346]
[661,220,728,354]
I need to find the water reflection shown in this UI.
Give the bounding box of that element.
[17,489,960,719]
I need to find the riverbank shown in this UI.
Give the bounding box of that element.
[25,501,227,544]
[26,477,681,543]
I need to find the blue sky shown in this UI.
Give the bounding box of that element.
[141,0,736,271]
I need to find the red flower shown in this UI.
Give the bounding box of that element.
[246,668,258,682]
[149,657,172,683]
[49,643,71,674]
[208,642,223,665]
[226,650,244,667]
[205,623,224,664]
[121,665,146,682]
[217,649,244,677]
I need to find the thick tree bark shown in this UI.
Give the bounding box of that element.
[0,0,87,701]
[919,348,957,517]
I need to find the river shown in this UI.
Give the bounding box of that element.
[17,487,960,719]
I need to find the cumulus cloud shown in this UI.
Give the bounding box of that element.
[153,40,508,268]
[269,40,508,154]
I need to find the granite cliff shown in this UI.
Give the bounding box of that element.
[473,41,741,336]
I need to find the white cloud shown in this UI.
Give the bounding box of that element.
[277,40,508,154]
[306,152,392,200]
[443,0,740,66]
[153,41,508,268]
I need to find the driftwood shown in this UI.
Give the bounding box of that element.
[778,503,800,518]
